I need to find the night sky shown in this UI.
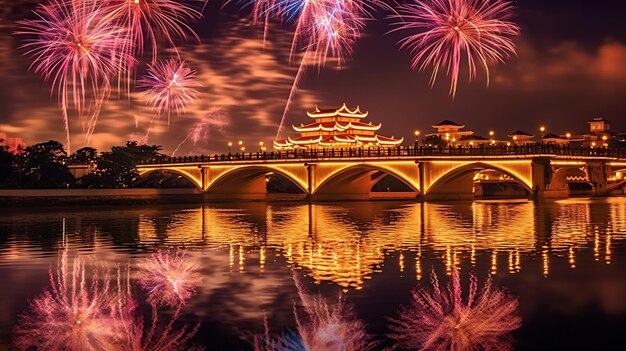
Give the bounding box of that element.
[0,0,625,155]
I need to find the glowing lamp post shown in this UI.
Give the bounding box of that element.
[414,130,420,147]
[489,130,495,144]
[259,141,264,152]
[238,140,243,152]
[539,126,546,140]
[227,141,232,154]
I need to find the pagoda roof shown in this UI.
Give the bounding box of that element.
[293,121,381,132]
[508,130,534,137]
[543,133,564,139]
[307,103,368,119]
[274,134,403,147]
[432,120,464,128]
[589,117,611,123]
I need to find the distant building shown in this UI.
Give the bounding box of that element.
[459,135,491,147]
[507,130,535,145]
[542,133,568,145]
[581,117,613,147]
[426,120,474,145]
[274,104,403,149]
[0,133,25,154]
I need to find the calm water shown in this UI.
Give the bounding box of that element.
[1,198,626,350]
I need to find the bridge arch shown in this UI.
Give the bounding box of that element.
[426,162,533,196]
[313,163,420,196]
[206,165,308,194]
[136,168,203,190]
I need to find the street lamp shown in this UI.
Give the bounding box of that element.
[238,140,243,152]
[565,132,571,139]
[259,141,264,152]
[414,130,420,147]
[227,141,232,154]
[539,126,546,138]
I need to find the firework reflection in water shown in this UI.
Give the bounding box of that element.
[14,249,202,350]
[137,248,202,308]
[389,271,521,351]
[390,0,520,96]
[254,273,374,351]
[14,250,129,350]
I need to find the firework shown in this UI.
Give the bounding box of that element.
[254,273,373,351]
[171,108,229,156]
[103,0,201,62]
[13,250,131,350]
[17,0,130,152]
[137,248,202,308]
[139,59,201,124]
[388,270,521,350]
[391,0,520,96]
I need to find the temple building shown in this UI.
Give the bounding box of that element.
[508,130,535,145]
[425,120,474,144]
[273,104,403,149]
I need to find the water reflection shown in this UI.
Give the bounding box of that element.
[2,199,626,289]
[388,271,521,351]
[13,249,202,350]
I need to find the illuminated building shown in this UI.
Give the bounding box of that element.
[273,103,403,149]
[542,133,568,145]
[425,120,474,145]
[507,130,534,145]
[0,132,25,154]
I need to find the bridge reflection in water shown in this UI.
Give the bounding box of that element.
[123,199,626,289]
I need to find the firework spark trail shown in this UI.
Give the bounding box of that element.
[17,0,131,152]
[137,249,202,308]
[103,0,202,63]
[139,58,202,125]
[171,108,229,156]
[254,272,374,351]
[390,0,520,96]
[270,0,367,139]
[388,270,521,351]
[13,250,131,350]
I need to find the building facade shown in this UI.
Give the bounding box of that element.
[274,104,403,149]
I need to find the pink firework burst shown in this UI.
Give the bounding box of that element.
[17,0,131,152]
[137,249,202,308]
[103,0,201,62]
[388,271,521,351]
[254,273,374,351]
[13,250,132,350]
[139,58,201,124]
[391,0,520,96]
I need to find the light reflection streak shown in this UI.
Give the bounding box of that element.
[129,200,625,289]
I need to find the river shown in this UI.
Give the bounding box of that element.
[1,198,626,350]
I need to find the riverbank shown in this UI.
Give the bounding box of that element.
[0,188,204,207]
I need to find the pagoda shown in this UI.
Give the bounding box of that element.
[273,103,403,149]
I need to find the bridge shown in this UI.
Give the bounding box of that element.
[121,145,626,202]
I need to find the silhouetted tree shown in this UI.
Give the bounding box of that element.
[88,142,163,188]
[15,140,74,188]
[0,148,14,186]
[424,135,447,148]
[70,147,99,164]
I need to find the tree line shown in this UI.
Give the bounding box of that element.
[0,141,163,189]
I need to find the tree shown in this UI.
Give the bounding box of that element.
[70,147,99,164]
[15,140,74,188]
[0,148,14,186]
[424,135,448,148]
[89,142,163,188]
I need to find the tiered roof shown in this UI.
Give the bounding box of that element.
[274,103,403,149]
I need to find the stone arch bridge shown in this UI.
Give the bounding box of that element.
[124,146,626,201]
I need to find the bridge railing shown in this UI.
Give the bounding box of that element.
[136,144,626,165]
